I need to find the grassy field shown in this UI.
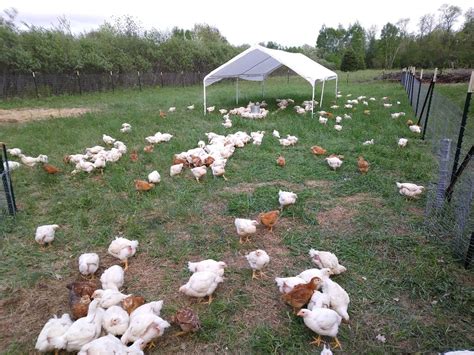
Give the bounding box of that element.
[0,74,473,354]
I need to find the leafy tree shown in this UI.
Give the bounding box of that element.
[340,48,358,71]
[438,4,462,32]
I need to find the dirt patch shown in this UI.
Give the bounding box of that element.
[222,179,333,194]
[317,193,383,233]
[0,107,94,124]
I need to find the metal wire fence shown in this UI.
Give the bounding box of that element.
[0,144,17,218]
[402,69,474,268]
[0,71,204,99]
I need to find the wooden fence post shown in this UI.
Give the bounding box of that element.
[76,70,82,95]
[137,71,142,91]
[32,71,39,98]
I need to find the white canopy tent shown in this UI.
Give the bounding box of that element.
[203,44,338,116]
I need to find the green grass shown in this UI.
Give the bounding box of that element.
[0,73,473,354]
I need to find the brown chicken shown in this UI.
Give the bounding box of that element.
[358,156,369,174]
[203,156,215,167]
[326,112,334,118]
[191,156,203,168]
[282,277,321,313]
[143,145,154,153]
[159,110,167,118]
[122,295,146,314]
[173,308,201,336]
[276,155,286,167]
[311,145,327,155]
[406,119,414,126]
[66,281,98,319]
[42,163,61,174]
[63,155,71,164]
[134,179,155,191]
[130,150,138,162]
[173,155,189,167]
[259,210,280,232]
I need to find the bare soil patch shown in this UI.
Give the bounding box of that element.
[317,193,384,233]
[0,107,94,124]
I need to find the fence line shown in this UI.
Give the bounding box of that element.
[0,71,206,99]
[401,68,474,268]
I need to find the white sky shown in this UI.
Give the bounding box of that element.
[3,0,472,46]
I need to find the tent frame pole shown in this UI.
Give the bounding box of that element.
[236,78,239,105]
[203,82,207,115]
[311,84,315,118]
[261,80,265,98]
[335,77,338,101]
[320,80,325,107]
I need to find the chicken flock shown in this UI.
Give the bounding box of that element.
[5,91,427,354]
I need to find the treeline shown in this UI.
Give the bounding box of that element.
[0,4,472,75]
[315,4,473,71]
[0,10,242,74]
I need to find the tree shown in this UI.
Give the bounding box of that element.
[438,4,462,32]
[347,22,366,69]
[418,14,435,37]
[340,48,358,71]
[379,22,402,68]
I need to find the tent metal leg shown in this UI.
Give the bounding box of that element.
[320,80,325,107]
[203,83,207,115]
[236,78,239,105]
[311,85,315,118]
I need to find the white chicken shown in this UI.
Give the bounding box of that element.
[307,291,331,310]
[207,106,215,113]
[274,276,306,294]
[102,134,116,145]
[335,116,342,123]
[362,139,374,146]
[343,114,351,119]
[35,224,59,246]
[78,334,143,355]
[75,160,95,173]
[278,190,297,209]
[344,104,353,109]
[120,123,132,133]
[170,163,184,176]
[222,119,232,128]
[325,156,343,171]
[108,236,139,270]
[330,105,339,109]
[245,249,270,279]
[398,138,408,148]
[121,313,170,347]
[148,170,161,184]
[319,116,328,125]
[169,107,176,112]
[272,130,280,138]
[211,164,227,181]
[334,125,343,131]
[7,148,22,156]
[309,249,347,275]
[92,289,130,309]
[35,313,73,353]
[100,265,125,290]
[383,103,393,108]
[179,271,224,304]
[53,300,104,352]
[234,218,258,244]
[321,277,350,322]
[219,109,228,114]
[191,166,207,183]
[297,308,342,349]
[3,161,20,170]
[102,305,130,335]
[298,268,332,283]
[187,104,195,110]
[409,125,421,134]
[396,182,424,199]
[78,253,99,277]
[188,259,227,277]
[130,301,164,321]
[19,154,42,167]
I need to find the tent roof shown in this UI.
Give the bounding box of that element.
[204,44,337,87]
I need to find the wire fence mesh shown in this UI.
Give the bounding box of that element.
[402,70,474,268]
[0,144,17,218]
[0,71,204,99]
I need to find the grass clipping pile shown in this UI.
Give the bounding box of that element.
[0,107,93,124]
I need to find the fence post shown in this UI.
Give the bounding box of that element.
[32,71,39,98]
[434,138,452,210]
[137,71,142,91]
[421,68,437,140]
[446,145,473,201]
[410,67,415,105]
[160,72,163,87]
[76,70,82,95]
[287,69,290,84]
[0,143,17,216]
[415,69,423,116]
[181,71,184,88]
[110,71,114,92]
[465,232,474,269]
[450,71,473,184]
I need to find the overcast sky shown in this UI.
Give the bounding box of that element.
[3,0,472,46]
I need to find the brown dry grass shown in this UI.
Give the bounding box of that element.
[0,107,94,124]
